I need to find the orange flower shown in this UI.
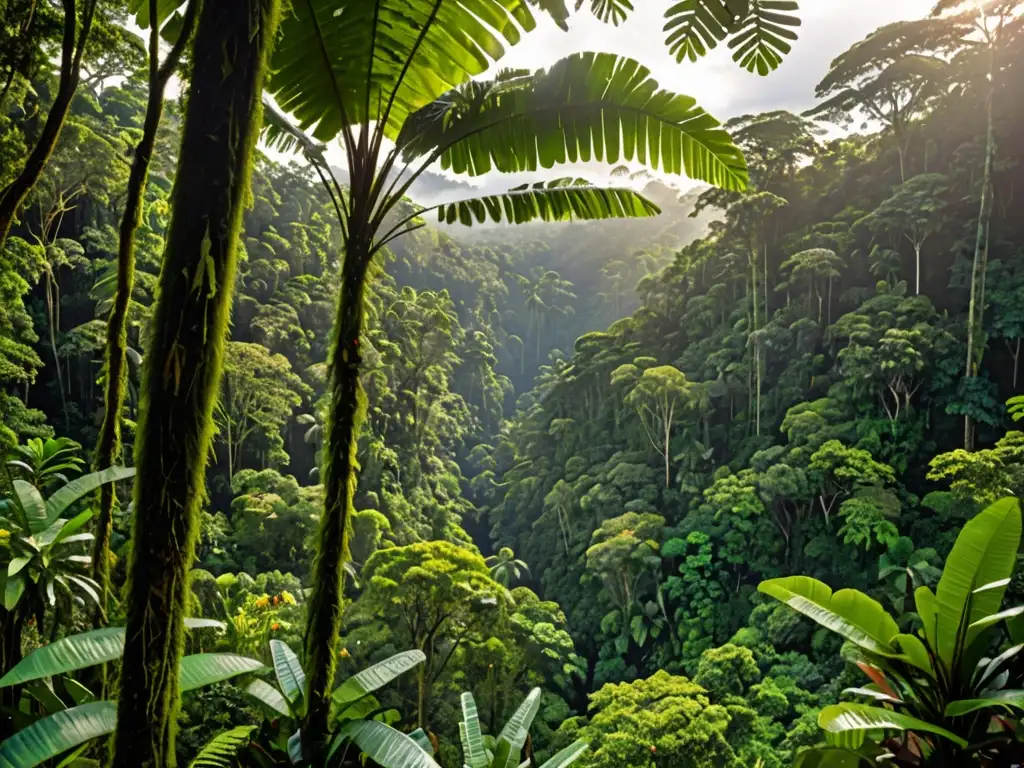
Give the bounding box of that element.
[273,595,280,606]
[254,596,270,608]
[271,622,281,631]
[339,648,350,658]
[649,746,656,754]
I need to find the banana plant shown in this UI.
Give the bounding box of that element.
[6,436,84,491]
[0,620,260,767]
[241,639,437,767]
[760,497,1024,765]
[458,688,588,768]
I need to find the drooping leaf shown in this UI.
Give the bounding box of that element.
[244,679,292,718]
[945,689,1024,717]
[0,628,126,688]
[434,180,660,227]
[44,467,136,528]
[333,650,426,710]
[178,654,266,692]
[0,701,116,768]
[339,720,441,768]
[818,703,967,748]
[13,479,47,534]
[758,576,900,654]
[399,52,748,192]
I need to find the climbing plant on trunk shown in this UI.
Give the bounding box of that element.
[91,0,199,626]
[108,0,281,764]
[263,0,748,754]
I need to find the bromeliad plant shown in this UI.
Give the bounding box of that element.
[0,620,257,767]
[241,640,438,767]
[458,688,589,768]
[761,497,1024,766]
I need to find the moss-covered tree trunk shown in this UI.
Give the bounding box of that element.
[303,239,371,746]
[108,0,279,764]
[0,0,95,255]
[92,0,197,626]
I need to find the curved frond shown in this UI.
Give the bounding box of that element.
[435,179,660,226]
[399,52,747,191]
[189,726,257,768]
[268,0,547,141]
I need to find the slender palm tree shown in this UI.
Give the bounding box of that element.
[487,547,530,587]
[263,1,748,749]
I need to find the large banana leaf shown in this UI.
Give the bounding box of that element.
[434,180,660,227]
[459,692,488,768]
[0,619,226,687]
[933,497,1021,666]
[269,0,550,141]
[758,576,900,655]
[127,0,185,28]
[0,701,116,768]
[44,466,136,527]
[0,628,126,687]
[269,639,305,704]
[398,52,748,192]
[339,720,441,768]
[495,687,542,768]
[818,703,967,748]
[13,479,46,534]
[179,654,266,692]
[245,679,292,718]
[539,739,588,768]
[333,650,426,710]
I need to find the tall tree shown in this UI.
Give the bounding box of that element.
[0,0,98,254]
[264,2,748,747]
[91,0,199,625]
[109,0,281,764]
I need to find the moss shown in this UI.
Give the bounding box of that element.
[303,246,371,746]
[107,0,281,765]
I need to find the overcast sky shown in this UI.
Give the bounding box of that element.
[312,0,937,196]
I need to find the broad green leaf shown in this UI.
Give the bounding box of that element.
[13,479,46,534]
[399,52,748,192]
[44,467,136,527]
[269,0,547,141]
[47,510,96,549]
[269,639,305,704]
[459,692,487,768]
[407,728,434,756]
[969,605,1024,632]
[758,576,899,654]
[333,650,426,709]
[841,687,902,705]
[945,689,1024,717]
[127,0,186,29]
[538,739,588,768]
[0,620,220,688]
[495,688,542,768]
[434,180,660,228]
[188,725,256,768]
[0,628,126,688]
[818,703,967,748]
[244,679,292,718]
[891,633,933,675]
[179,654,266,692]
[0,701,116,768]
[4,572,26,611]
[339,720,441,768]
[934,497,1021,666]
